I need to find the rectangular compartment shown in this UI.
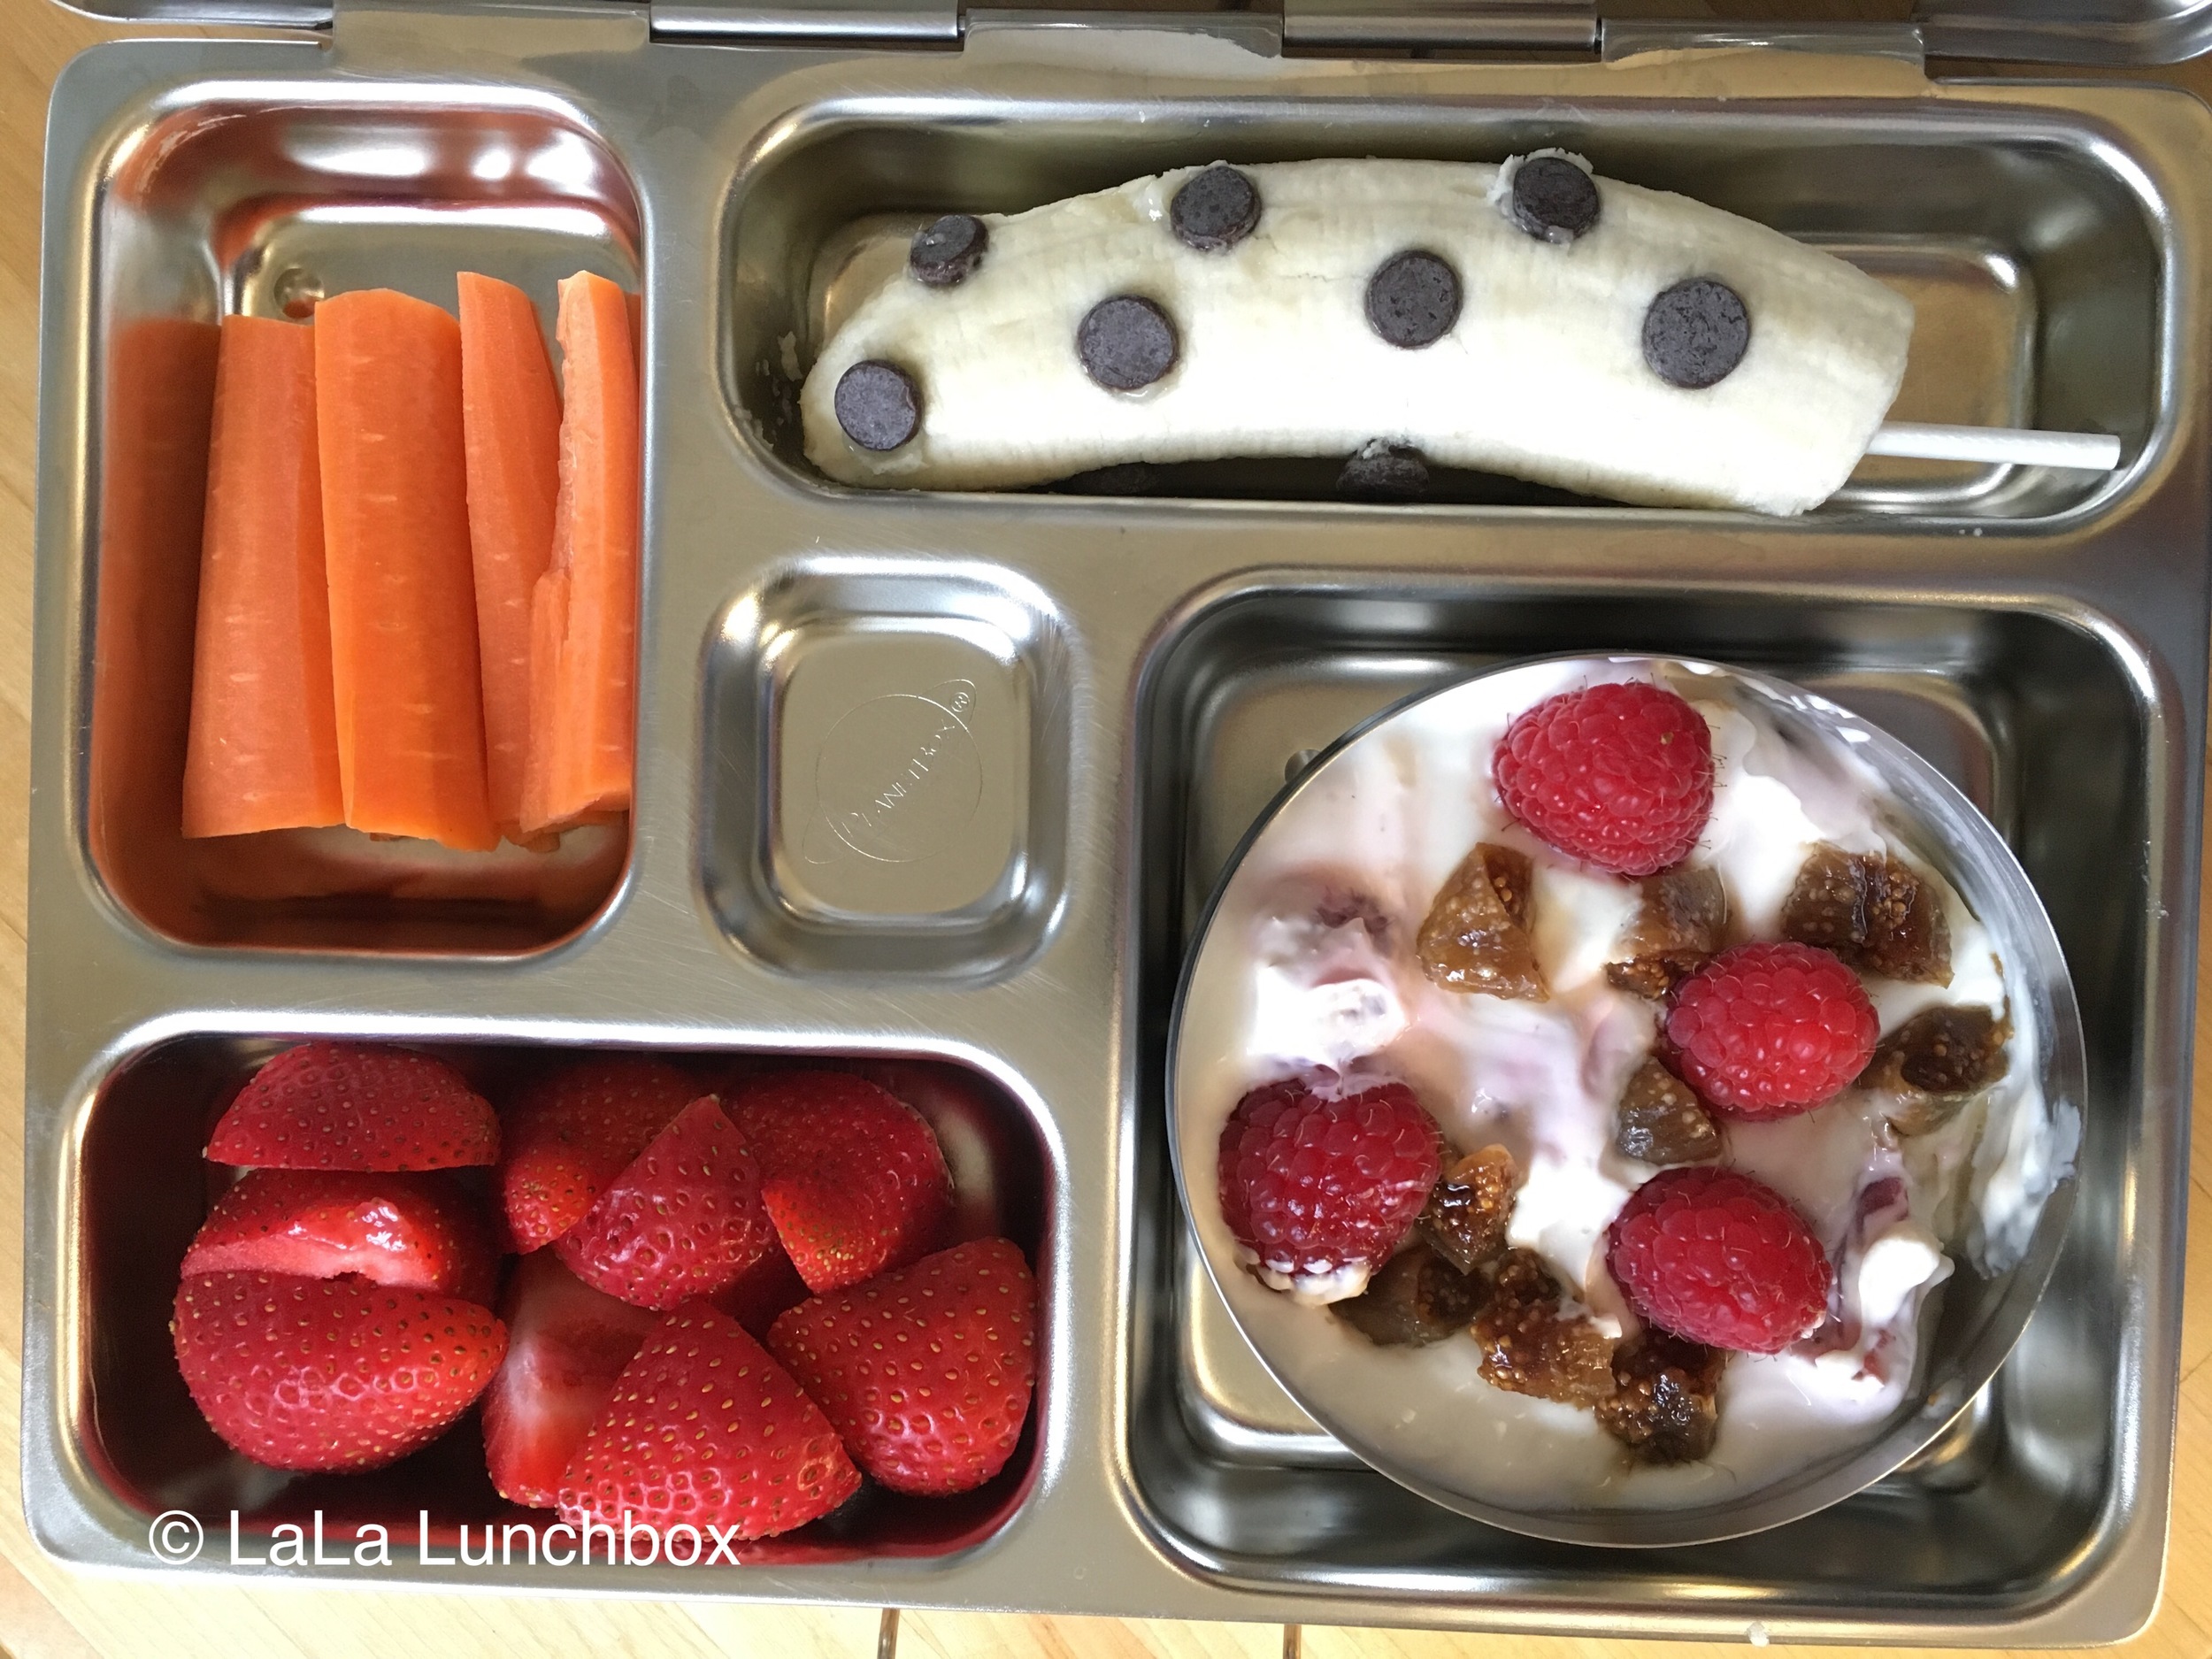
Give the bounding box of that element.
[49,1033,1051,1574]
[700,560,1071,978]
[1125,585,2155,1620]
[83,92,643,953]
[724,104,2161,521]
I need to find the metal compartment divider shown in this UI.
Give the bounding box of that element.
[23,18,2209,1640]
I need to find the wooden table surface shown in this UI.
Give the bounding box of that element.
[4,5,2210,1655]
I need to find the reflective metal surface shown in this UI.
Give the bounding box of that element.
[26,20,2210,1642]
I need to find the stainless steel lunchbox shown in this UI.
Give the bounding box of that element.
[24,0,2211,1640]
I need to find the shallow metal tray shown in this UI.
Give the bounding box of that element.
[24,15,2210,1641]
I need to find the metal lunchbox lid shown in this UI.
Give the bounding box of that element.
[42,0,2212,66]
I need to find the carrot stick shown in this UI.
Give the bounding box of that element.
[457,273,562,844]
[315,289,498,852]
[88,316,219,930]
[181,316,343,839]
[519,273,640,837]
[518,568,567,834]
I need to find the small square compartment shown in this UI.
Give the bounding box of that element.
[81,93,642,953]
[1125,582,2157,1628]
[39,1033,1051,1578]
[701,561,1070,978]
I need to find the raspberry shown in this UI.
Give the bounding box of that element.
[1492,682,1714,877]
[1217,1078,1440,1294]
[1665,942,1879,1117]
[1606,1166,1832,1354]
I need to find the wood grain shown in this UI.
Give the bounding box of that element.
[1,6,2207,1655]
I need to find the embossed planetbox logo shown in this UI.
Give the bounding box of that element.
[802,679,983,868]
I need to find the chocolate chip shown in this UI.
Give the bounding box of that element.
[1078,295,1178,391]
[909,214,987,288]
[1365,250,1461,349]
[1171,165,1261,252]
[833,360,919,451]
[1642,278,1750,389]
[1338,442,1429,502]
[1509,156,1600,242]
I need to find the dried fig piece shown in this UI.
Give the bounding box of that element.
[1614,1058,1721,1165]
[1417,844,1545,1001]
[1781,844,1951,985]
[1606,865,1727,1000]
[1860,1004,2010,1134]
[1596,1329,1726,1464]
[1471,1249,1615,1408]
[1420,1146,1522,1274]
[1335,1241,1486,1347]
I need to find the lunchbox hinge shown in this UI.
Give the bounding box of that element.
[1596,18,1924,62]
[649,0,961,42]
[1283,0,1595,53]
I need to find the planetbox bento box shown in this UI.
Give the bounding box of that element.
[21,0,2212,1640]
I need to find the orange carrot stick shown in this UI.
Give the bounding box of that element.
[519,273,640,837]
[181,315,343,839]
[519,568,567,835]
[457,273,562,844]
[88,316,219,931]
[315,289,498,852]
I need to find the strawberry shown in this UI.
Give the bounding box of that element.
[555,1096,777,1311]
[766,1238,1037,1496]
[480,1250,657,1509]
[206,1042,498,1171]
[557,1303,859,1539]
[711,1235,812,1338]
[171,1271,505,1472]
[496,1056,698,1252]
[182,1169,499,1306]
[729,1071,953,1294]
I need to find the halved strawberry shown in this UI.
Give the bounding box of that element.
[554,1096,776,1310]
[557,1302,859,1539]
[171,1271,505,1472]
[729,1071,952,1294]
[712,1235,812,1338]
[496,1056,697,1252]
[181,1169,499,1306]
[206,1042,498,1171]
[480,1250,657,1509]
[766,1237,1036,1496]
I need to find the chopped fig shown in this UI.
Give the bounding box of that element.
[1596,1329,1726,1464]
[1606,865,1727,1000]
[1859,1005,2010,1134]
[1419,1145,1522,1274]
[1335,1242,1486,1347]
[1471,1248,1615,1408]
[1613,1058,1722,1165]
[1417,844,1545,1001]
[1780,844,1951,984]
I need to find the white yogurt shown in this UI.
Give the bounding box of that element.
[1174,657,2074,1510]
